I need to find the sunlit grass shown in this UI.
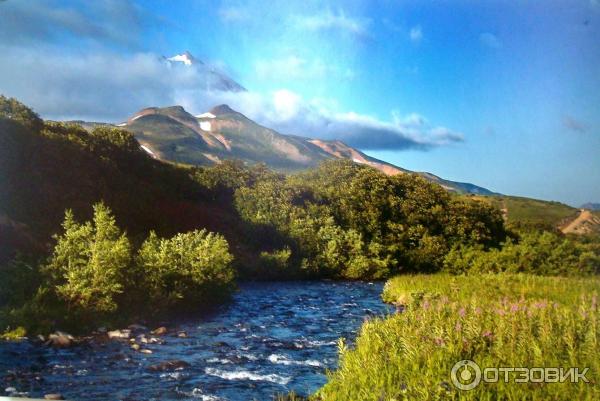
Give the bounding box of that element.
[315,274,599,401]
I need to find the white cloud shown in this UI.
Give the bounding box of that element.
[409,25,423,42]
[0,0,144,48]
[393,112,427,127]
[479,32,502,49]
[254,56,355,81]
[214,91,464,150]
[218,6,250,22]
[295,10,371,38]
[0,45,462,151]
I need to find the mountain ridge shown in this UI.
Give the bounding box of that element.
[105,103,497,195]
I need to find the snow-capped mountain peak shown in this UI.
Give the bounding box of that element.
[166,51,197,66]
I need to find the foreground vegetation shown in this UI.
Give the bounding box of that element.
[0,203,235,334]
[317,274,599,401]
[1,92,600,366]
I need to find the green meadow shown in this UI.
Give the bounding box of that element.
[314,274,599,401]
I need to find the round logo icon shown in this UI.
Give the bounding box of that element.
[451,359,482,390]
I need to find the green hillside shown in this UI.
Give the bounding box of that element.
[470,195,578,231]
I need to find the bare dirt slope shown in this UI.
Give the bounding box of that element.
[561,209,600,234]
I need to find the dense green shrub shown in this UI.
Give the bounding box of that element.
[259,248,292,271]
[1,202,237,334]
[136,230,235,312]
[443,231,600,276]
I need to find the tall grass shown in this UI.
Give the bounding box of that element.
[316,274,599,401]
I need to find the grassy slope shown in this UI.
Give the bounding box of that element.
[127,114,215,165]
[469,195,578,230]
[316,274,599,401]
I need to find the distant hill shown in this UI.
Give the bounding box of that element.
[470,195,600,234]
[581,202,600,211]
[106,104,496,195]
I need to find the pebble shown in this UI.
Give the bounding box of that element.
[44,394,65,400]
[140,349,153,354]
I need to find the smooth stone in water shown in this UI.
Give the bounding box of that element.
[148,360,190,372]
[46,332,74,348]
[152,326,168,336]
[44,394,65,400]
[107,329,131,339]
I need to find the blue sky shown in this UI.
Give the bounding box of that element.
[0,0,599,205]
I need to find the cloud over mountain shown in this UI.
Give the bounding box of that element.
[0,45,462,151]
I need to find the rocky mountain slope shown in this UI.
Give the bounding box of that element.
[116,104,495,195]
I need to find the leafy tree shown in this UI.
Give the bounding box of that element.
[90,126,141,154]
[136,229,235,312]
[45,203,131,315]
[0,95,43,132]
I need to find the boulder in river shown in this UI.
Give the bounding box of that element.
[148,360,190,372]
[151,326,168,336]
[107,329,131,339]
[46,331,74,348]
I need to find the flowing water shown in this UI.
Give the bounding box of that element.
[0,281,391,401]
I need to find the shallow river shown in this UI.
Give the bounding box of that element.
[0,281,391,401]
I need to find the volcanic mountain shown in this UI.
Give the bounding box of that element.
[163,51,246,92]
[117,104,495,195]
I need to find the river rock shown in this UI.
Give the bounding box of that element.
[128,324,148,333]
[177,331,187,338]
[148,360,190,372]
[5,387,16,394]
[46,331,74,348]
[152,326,168,336]
[44,394,65,400]
[107,329,131,339]
[131,343,140,351]
[140,349,153,354]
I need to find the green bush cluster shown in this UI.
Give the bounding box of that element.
[1,203,235,334]
[318,274,600,401]
[137,230,235,311]
[233,160,508,278]
[443,231,600,276]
